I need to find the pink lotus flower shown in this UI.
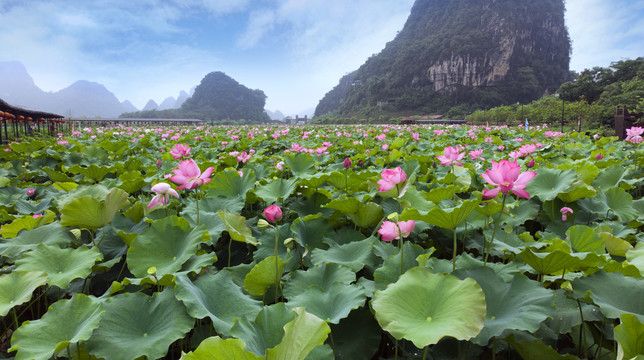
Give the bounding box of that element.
[275,161,285,171]
[170,143,191,160]
[170,159,214,190]
[595,153,603,160]
[625,126,644,144]
[342,157,352,169]
[57,140,69,146]
[237,151,252,163]
[26,188,35,196]
[560,207,573,221]
[469,149,484,161]
[378,220,415,242]
[377,167,407,192]
[147,183,180,209]
[33,214,43,219]
[481,159,536,200]
[264,205,282,223]
[437,146,465,166]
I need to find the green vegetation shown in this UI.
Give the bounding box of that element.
[122,72,270,123]
[467,58,644,133]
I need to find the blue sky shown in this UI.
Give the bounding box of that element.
[0,0,642,115]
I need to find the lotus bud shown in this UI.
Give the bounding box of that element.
[284,237,296,250]
[342,157,352,169]
[257,219,270,231]
[526,159,535,168]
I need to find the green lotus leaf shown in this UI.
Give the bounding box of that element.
[80,145,109,163]
[600,232,634,257]
[572,271,644,321]
[217,210,259,246]
[326,171,368,192]
[615,313,644,360]
[9,294,104,360]
[287,282,366,324]
[290,214,333,251]
[0,270,48,316]
[117,176,146,194]
[310,237,378,272]
[13,198,53,215]
[68,164,112,182]
[180,196,244,240]
[127,216,208,278]
[504,199,540,227]
[52,181,79,192]
[400,198,479,229]
[10,140,46,153]
[323,195,361,215]
[544,290,604,334]
[601,260,642,278]
[244,256,286,296]
[230,303,298,356]
[506,334,580,360]
[14,244,103,289]
[284,153,317,177]
[85,289,194,360]
[519,247,605,275]
[253,224,291,263]
[255,178,298,204]
[207,169,256,199]
[0,222,74,261]
[557,180,596,203]
[266,307,330,360]
[329,307,381,360]
[572,161,599,184]
[175,271,262,336]
[400,186,434,211]
[591,165,626,190]
[626,242,644,275]
[598,187,639,222]
[374,241,426,291]
[283,263,356,299]
[0,210,56,238]
[372,267,486,348]
[304,344,335,360]
[54,184,110,209]
[182,336,262,360]
[453,268,555,345]
[524,168,576,202]
[566,225,605,254]
[60,187,129,231]
[349,202,384,228]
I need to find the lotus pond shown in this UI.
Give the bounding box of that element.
[0,123,643,360]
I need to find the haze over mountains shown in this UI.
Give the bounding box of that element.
[0,61,296,119]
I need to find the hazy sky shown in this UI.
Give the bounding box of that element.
[0,0,642,115]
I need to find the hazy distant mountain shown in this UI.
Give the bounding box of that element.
[0,61,48,108]
[142,99,158,111]
[50,80,128,118]
[175,90,190,108]
[0,61,138,118]
[158,97,176,110]
[121,100,138,113]
[296,107,315,118]
[266,109,285,120]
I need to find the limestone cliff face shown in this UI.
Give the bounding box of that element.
[315,0,570,117]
